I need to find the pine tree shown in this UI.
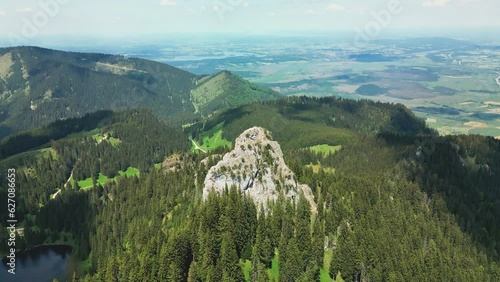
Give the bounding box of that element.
[187,260,200,282]
[255,209,273,267]
[280,238,303,282]
[296,196,312,269]
[104,257,119,282]
[269,202,283,249]
[311,217,324,267]
[220,232,243,282]
[71,271,80,282]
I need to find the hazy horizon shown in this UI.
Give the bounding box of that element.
[1,28,500,50]
[1,0,500,47]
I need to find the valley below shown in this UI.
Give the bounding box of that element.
[0,36,499,281]
[77,35,499,137]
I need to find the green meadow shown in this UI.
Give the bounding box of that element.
[92,132,121,146]
[309,144,342,155]
[320,250,334,282]
[191,122,232,153]
[268,251,279,282]
[305,144,341,174]
[76,167,140,190]
[118,167,140,177]
[240,259,252,281]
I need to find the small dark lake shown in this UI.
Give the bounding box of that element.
[1,245,72,282]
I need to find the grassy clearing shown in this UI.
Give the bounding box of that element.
[320,249,334,282]
[78,178,94,190]
[191,122,232,153]
[80,251,93,274]
[93,133,105,142]
[118,167,140,177]
[268,250,279,282]
[240,259,252,282]
[92,132,121,146]
[309,144,342,155]
[97,173,109,183]
[77,167,140,190]
[154,163,162,170]
[48,167,141,202]
[306,162,336,174]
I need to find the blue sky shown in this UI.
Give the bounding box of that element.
[0,0,499,38]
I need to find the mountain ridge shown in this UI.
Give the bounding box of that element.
[0,46,281,138]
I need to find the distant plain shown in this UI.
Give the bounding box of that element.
[52,35,500,137]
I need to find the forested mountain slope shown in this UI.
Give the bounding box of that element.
[189,96,435,150]
[0,109,189,216]
[1,97,499,281]
[0,47,281,138]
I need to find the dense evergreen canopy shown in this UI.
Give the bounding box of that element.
[0,95,499,281]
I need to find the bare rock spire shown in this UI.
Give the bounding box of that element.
[203,127,317,212]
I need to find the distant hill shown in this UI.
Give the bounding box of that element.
[191,71,281,115]
[0,47,281,138]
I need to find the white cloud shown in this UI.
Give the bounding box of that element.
[16,7,35,13]
[327,4,346,12]
[422,0,451,7]
[159,0,176,7]
[0,11,5,16]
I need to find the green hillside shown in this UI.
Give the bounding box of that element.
[0,47,281,138]
[191,70,282,116]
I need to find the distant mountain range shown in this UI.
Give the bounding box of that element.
[0,46,281,138]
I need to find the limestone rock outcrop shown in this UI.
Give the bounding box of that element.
[203,127,316,212]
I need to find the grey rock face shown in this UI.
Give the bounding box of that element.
[203,127,316,212]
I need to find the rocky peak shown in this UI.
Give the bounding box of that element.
[203,127,316,212]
